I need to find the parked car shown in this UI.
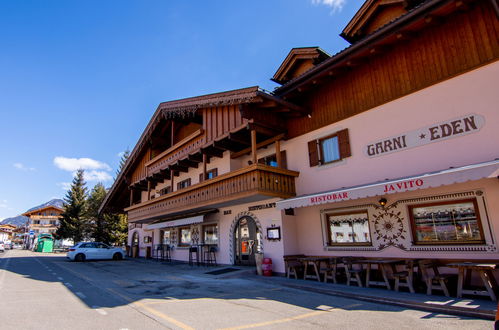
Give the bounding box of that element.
[67,242,125,262]
[0,241,4,252]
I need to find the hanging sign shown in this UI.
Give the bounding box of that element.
[365,114,484,158]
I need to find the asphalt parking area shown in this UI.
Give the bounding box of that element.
[0,250,493,330]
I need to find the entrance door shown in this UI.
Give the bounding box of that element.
[234,216,261,266]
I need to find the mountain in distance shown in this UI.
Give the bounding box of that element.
[1,199,64,227]
[26,198,64,212]
[1,215,29,227]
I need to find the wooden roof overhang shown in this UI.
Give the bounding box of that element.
[22,205,64,217]
[99,86,304,214]
[274,0,477,98]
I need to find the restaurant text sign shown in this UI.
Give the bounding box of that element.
[365,114,484,158]
[309,178,427,205]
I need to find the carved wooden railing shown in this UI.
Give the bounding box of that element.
[145,129,206,176]
[125,164,299,222]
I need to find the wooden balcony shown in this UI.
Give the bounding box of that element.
[125,164,299,222]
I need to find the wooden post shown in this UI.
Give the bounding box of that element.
[129,188,134,206]
[251,129,257,165]
[147,181,151,200]
[170,169,175,191]
[276,139,281,168]
[202,153,207,181]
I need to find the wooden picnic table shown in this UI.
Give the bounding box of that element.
[298,256,331,282]
[354,259,405,290]
[447,262,499,301]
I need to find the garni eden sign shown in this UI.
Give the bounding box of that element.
[365,114,485,158]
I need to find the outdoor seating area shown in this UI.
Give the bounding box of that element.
[152,244,218,266]
[283,255,499,301]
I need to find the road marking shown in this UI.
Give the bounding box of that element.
[107,288,194,330]
[75,292,86,299]
[64,282,73,288]
[57,277,64,280]
[220,310,332,330]
[92,306,108,315]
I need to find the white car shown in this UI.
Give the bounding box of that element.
[0,241,4,252]
[67,242,125,262]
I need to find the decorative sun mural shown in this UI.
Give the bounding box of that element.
[372,205,407,250]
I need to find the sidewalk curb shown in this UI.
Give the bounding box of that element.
[255,278,495,321]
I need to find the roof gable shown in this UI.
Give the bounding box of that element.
[22,205,63,216]
[342,0,416,43]
[272,47,330,85]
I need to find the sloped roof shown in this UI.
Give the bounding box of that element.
[272,47,330,85]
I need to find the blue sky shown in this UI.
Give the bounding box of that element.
[0,0,362,220]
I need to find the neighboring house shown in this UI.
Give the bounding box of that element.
[100,0,499,273]
[22,205,63,236]
[0,224,16,242]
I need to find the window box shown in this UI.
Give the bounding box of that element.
[324,210,372,246]
[409,198,485,245]
[308,129,351,166]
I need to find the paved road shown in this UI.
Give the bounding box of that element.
[0,249,492,330]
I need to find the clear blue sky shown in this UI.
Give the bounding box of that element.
[0,0,362,220]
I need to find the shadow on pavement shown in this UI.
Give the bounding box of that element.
[0,250,494,322]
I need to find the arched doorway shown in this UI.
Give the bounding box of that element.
[131,231,139,258]
[233,216,262,266]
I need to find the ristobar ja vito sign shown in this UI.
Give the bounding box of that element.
[365,114,484,158]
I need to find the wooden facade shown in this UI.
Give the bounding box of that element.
[281,0,499,138]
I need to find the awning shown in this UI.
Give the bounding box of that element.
[145,215,204,230]
[277,159,499,210]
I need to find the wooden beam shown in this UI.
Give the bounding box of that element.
[231,133,285,159]
[251,129,257,165]
[247,122,284,138]
[202,153,207,182]
[178,158,199,169]
[276,139,282,168]
[169,162,188,173]
[201,146,224,158]
[188,153,203,163]
[228,133,251,146]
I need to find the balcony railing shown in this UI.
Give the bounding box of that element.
[125,164,299,222]
[145,129,206,176]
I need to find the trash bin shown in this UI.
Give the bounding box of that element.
[262,257,273,276]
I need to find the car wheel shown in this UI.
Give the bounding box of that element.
[75,253,86,262]
[113,252,123,261]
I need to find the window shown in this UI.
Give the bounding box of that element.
[258,151,287,169]
[409,199,485,245]
[177,178,191,190]
[308,129,351,166]
[199,169,218,182]
[179,227,191,246]
[325,211,371,245]
[161,229,172,245]
[203,224,218,245]
[33,220,40,224]
[158,186,172,196]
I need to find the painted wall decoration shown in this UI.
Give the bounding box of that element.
[372,205,407,250]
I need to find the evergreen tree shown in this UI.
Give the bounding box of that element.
[57,169,88,243]
[104,213,128,246]
[86,183,109,243]
[116,148,130,178]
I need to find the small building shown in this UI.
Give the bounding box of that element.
[100,0,499,274]
[0,224,17,243]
